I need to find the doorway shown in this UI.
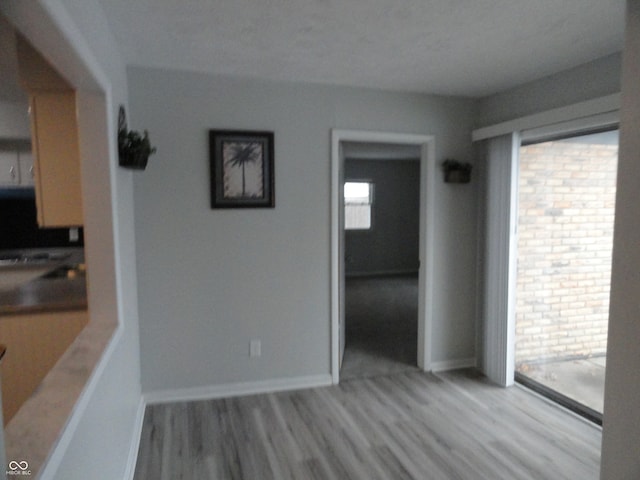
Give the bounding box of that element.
[330,129,436,384]
[340,154,421,380]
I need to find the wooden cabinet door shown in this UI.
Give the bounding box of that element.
[0,310,88,424]
[30,92,83,227]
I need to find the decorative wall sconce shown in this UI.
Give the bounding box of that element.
[117,105,157,170]
[442,159,472,184]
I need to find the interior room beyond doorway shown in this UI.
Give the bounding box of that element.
[340,147,421,380]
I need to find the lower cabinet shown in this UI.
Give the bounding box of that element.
[0,309,88,424]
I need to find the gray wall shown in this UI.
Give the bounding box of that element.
[601,2,640,477]
[477,53,622,127]
[345,158,420,275]
[0,101,29,139]
[0,14,30,140]
[129,66,479,392]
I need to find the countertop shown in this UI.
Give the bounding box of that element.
[0,248,87,316]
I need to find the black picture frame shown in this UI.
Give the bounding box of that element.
[209,130,275,209]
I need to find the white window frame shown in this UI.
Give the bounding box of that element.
[344,181,374,231]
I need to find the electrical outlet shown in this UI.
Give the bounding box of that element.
[250,339,261,358]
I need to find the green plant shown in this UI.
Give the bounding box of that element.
[117,105,157,170]
[442,158,472,184]
[442,159,471,173]
[118,129,157,159]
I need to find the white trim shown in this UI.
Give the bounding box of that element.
[143,374,333,406]
[330,131,342,383]
[331,129,436,384]
[472,93,620,142]
[520,111,619,143]
[420,138,437,373]
[124,398,146,480]
[431,357,477,372]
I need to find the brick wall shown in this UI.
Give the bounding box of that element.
[515,138,617,366]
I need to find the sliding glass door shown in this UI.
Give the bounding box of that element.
[514,129,618,423]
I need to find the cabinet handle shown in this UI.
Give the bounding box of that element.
[29,166,34,178]
[10,166,16,179]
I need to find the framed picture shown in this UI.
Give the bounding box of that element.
[209,130,275,208]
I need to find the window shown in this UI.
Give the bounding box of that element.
[344,181,373,230]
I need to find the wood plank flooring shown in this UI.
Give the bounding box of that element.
[133,369,601,480]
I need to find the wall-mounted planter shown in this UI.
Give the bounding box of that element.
[442,159,472,184]
[119,150,150,170]
[117,106,156,170]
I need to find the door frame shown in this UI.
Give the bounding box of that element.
[330,129,436,384]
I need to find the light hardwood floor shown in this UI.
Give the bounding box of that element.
[133,369,601,480]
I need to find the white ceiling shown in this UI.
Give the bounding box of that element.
[97,0,625,98]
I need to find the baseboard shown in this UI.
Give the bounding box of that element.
[431,357,477,372]
[143,374,333,406]
[124,397,146,480]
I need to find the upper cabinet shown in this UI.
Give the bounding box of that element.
[28,92,83,226]
[16,34,83,227]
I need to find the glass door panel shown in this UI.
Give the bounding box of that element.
[514,129,618,422]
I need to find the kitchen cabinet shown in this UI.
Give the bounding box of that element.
[16,33,84,227]
[0,309,88,424]
[29,92,83,227]
[0,149,34,187]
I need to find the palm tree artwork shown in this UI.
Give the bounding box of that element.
[222,141,264,199]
